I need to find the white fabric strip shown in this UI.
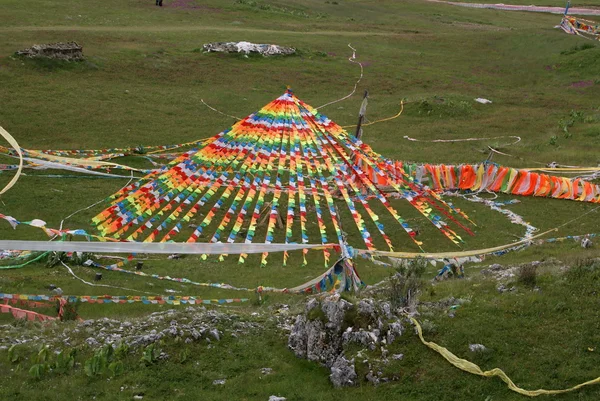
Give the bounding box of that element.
[0,240,329,254]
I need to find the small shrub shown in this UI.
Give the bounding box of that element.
[53,349,76,374]
[85,353,107,377]
[29,363,49,380]
[418,97,473,118]
[84,344,114,377]
[560,43,596,55]
[566,258,600,286]
[389,258,427,308]
[307,303,327,322]
[518,264,537,289]
[178,348,191,364]
[140,343,160,366]
[253,292,270,306]
[8,344,20,363]
[37,345,50,364]
[108,361,124,377]
[420,319,437,335]
[342,305,375,330]
[114,342,130,360]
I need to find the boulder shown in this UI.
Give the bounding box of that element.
[202,41,295,56]
[16,42,83,61]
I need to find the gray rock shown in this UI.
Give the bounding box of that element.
[288,295,410,387]
[212,379,226,385]
[365,370,380,385]
[16,42,84,61]
[469,343,487,352]
[392,353,404,360]
[209,329,220,341]
[261,367,273,375]
[379,302,392,319]
[329,355,357,387]
[203,42,295,57]
[386,321,403,345]
[321,297,352,329]
[85,337,99,347]
[268,396,286,401]
[357,299,375,318]
[342,328,378,350]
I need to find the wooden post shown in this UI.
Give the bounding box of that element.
[354,90,369,140]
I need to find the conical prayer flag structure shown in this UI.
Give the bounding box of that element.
[92,89,473,265]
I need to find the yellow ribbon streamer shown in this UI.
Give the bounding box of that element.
[411,317,600,396]
[355,228,557,259]
[341,101,404,128]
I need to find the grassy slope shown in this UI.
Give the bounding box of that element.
[0,0,600,399]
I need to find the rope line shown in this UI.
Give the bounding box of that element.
[315,44,364,111]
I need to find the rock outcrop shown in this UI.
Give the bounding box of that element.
[16,42,84,61]
[288,295,405,387]
[203,42,295,56]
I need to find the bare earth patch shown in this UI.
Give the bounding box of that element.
[570,80,595,88]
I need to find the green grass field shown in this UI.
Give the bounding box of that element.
[1,0,600,399]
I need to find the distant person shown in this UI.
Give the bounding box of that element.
[156,0,163,6]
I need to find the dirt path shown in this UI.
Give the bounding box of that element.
[0,25,414,37]
[425,0,600,16]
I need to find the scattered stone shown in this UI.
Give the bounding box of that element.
[133,396,143,400]
[497,284,516,293]
[268,396,286,401]
[365,370,380,385]
[203,42,295,56]
[261,367,273,375]
[469,343,487,352]
[1,307,257,353]
[212,379,226,385]
[386,321,403,345]
[209,328,220,341]
[16,42,84,61]
[391,353,404,360]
